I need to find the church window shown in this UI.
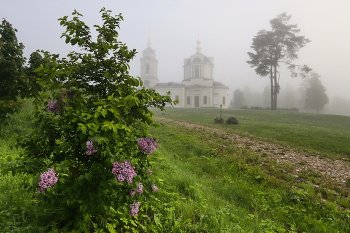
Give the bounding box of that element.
[193,58,201,62]
[145,63,150,75]
[187,96,191,105]
[223,96,226,105]
[213,96,218,105]
[175,95,179,101]
[195,65,199,78]
[203,96,207,104]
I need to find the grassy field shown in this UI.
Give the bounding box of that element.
[2,104,350,232]
[150,121,350,232]
[153,108,350,159]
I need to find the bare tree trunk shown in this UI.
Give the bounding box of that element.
[272,64,278,110]
[270,62,274,110]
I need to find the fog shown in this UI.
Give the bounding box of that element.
[2,0,350,114]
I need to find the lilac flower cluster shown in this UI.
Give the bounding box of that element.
[137,137,158,155]
[151,184,159,192]
[38,168,59,193]
[130,202,141,217]
[59,88,75,99]
[86,140,98,155]
[130,183,143,196]
[147,169,153,175]
[46,89,75,113]
[112,161,137,183]
[46,99,62,113]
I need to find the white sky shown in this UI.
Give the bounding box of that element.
[1,0,350,100]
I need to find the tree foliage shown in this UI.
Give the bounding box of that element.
[14,8,175,231]
[304,72,329,113]
[231,88,245,109]
[24,50,50,97]
[247,13,311,110]
[0,19,26,120]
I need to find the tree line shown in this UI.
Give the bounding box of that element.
[230,71,329,114]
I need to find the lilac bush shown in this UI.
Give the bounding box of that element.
[38,168,59,193]
[15,8,174,230]
[138,137,159,155]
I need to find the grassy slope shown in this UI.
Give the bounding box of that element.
[153,108,350,159]
[151,121,350,232]
[2,104,350,232]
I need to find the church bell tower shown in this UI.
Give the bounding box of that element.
[140,38,158,88]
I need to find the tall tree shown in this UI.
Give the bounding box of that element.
[24,50,49,97]
[0,19,26,120]
[231,88,245,109]
[247,13,311,110]
[304,72,329,113]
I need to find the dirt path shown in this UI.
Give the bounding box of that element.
[157,117,350,189]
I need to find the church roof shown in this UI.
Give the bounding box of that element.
[155,82,185,87]
[213,81,229,89]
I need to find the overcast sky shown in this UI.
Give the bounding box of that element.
[2,0,350,100]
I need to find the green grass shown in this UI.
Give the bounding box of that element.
[154,108,350,159]
[2,102,350,232]
[150,120,350,232]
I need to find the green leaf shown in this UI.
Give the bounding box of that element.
[101,109,108,117]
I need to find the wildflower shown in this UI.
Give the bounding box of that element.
[112,161,137,183]
[130,202,141,216]
[38,168,59,193]
[151,184,159,192]
[137,137,158,155]
[86,140,98,155]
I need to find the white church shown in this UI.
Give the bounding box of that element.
[140,39,229,108]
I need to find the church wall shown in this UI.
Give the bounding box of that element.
[203,64,212,79]
[212,88,229,109]
[154,86,185,108]
[183,62,191,80]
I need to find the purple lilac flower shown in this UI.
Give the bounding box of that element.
[151,184,159,192]
[86,140,98,155]
[130,189,136,196]
[136,183,143,194]
[130,202,141,217]
[38,168,59,193]
[112,161,137,183]
[137,137,158,155]
[46,99,61,113]
[147,169,153,175]
[59,88,75,99]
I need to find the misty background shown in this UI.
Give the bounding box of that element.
[2,0,350,115]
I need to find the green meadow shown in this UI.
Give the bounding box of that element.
[1,104,350,232]
[153,108,350,159]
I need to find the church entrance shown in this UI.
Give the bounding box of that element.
[195,96,200,107]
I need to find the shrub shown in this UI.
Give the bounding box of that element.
[13,8,174,231]
[214,117,224,124]
[226,116,239,125]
